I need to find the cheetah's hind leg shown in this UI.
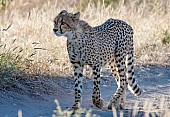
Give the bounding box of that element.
[107,57,127,110]
[108,59,125,109]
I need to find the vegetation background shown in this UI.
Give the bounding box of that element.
[0,0,170,77]
[0,0,170,116]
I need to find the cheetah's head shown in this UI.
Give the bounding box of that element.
[53,10,80,37]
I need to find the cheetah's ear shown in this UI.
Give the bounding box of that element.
[59,10,67,15]
[73,12,80,19]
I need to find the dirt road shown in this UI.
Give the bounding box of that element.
[0,66,170,117]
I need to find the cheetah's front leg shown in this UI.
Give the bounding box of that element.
[92,65,104,108]
[72,63,84,109]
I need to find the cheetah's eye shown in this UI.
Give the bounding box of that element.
[61,22,72,28]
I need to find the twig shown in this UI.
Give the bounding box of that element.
[2,23,12,31]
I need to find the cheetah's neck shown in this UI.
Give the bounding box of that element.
[79,20,92,31]
[66,20,92,41]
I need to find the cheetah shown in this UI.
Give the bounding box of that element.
[53,10,141,109]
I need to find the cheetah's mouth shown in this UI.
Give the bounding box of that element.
[54,32,64,36]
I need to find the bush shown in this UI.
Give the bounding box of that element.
[0,0,12,11]
[162,30,170,45]
[0,42,23,77]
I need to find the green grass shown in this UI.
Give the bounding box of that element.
[0,0,12,11]
[162,29,170,45]
[0,42,23,77]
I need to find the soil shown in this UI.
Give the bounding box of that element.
[0,66,170,117]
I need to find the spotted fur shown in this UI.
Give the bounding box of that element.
[53,10,141,109]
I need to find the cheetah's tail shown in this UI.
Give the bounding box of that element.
[125,40,142,96]
[126,55,141,96]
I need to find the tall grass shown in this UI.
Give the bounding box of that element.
[0,1,169,116]
[0,0,170,75]
[0,0,170,76]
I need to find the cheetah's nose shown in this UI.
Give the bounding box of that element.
[53,29,58,32]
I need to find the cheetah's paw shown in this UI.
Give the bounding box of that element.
[93,98,104,109]
[107,98,124,110]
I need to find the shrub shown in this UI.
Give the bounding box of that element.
[162,30,170,45]
[0,0,12,11]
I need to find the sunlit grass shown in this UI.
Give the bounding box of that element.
[0,0,170,77]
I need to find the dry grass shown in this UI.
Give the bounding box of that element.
[0,0,170,75]
[17,98,170,117]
